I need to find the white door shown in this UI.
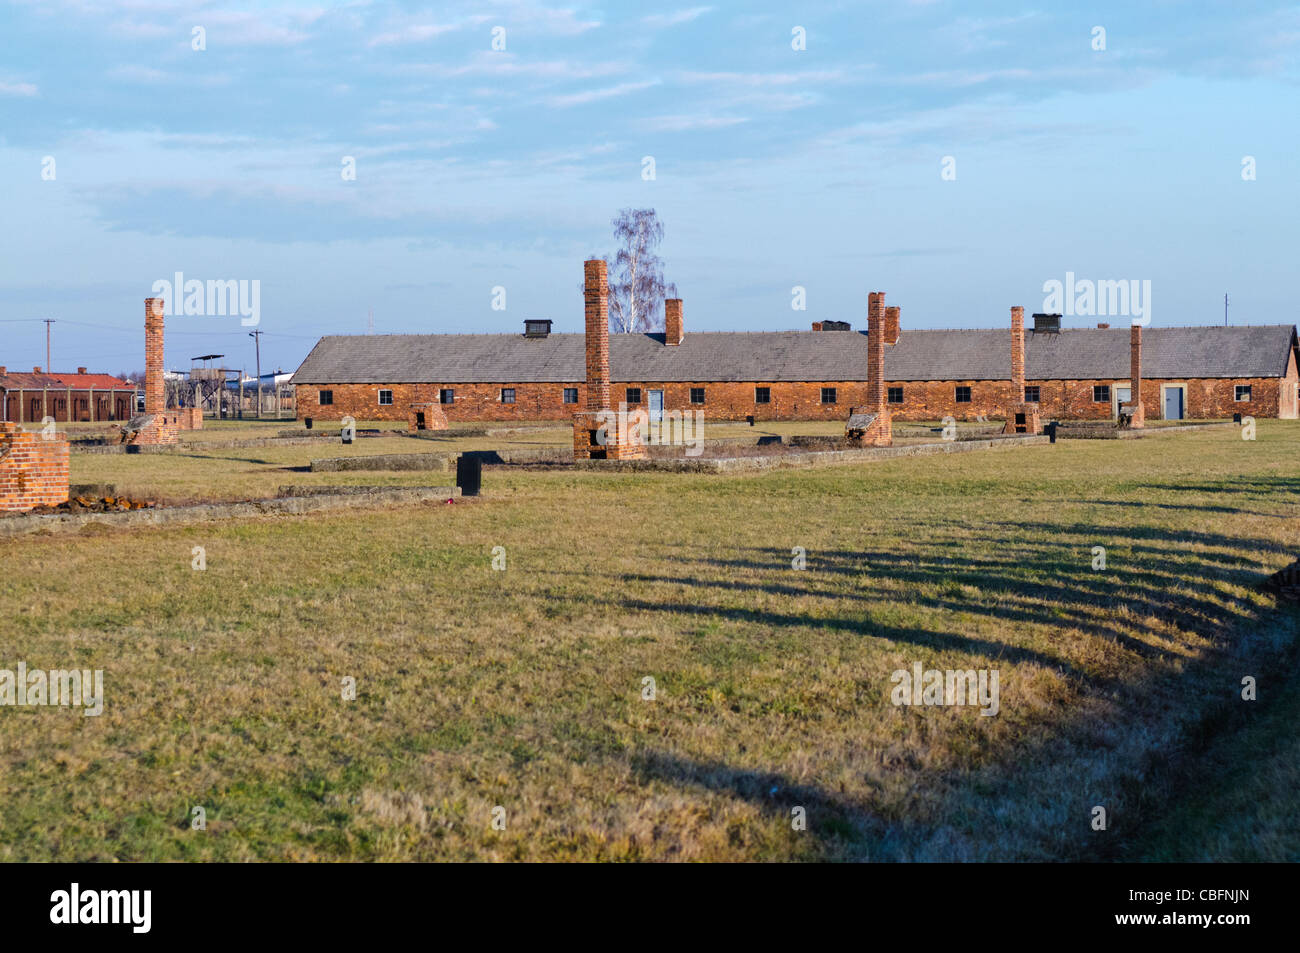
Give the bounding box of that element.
[1113,386,1130,419]
[648,390,664,443]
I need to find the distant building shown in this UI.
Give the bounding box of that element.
[0,366,136,423]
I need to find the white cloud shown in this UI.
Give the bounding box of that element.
[107,65,168,84]
[397,53,628,81]
[643,114,748,132]
[678,69,858,87]
[0,81,38,97]
[548,80,659,107]
[642,7,712,29]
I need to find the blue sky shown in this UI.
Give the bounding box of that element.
[1,0,1297,376]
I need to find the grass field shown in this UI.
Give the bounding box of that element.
[2,421,1297,861]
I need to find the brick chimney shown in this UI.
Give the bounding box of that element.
[145,296,165,415]
[33,366,42,374]
[1009,306,1026,398]
[1002,305,1041,435]
[811,321,823,331]
[884,306,901,346]
[664,298,684,345]
[583,260,610,411]
[0,367,6,376]
[1096,322,1110,329]
[1128,323,1145,428]
[77,366,87,375]
[867,292,886,413]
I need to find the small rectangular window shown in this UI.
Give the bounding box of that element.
[754,386,771,404]
[500,388,515,404]
[955,386,972,403]
[1235,385,1252,402]
[821,387,837,404]
[690,387,705,405]
[440,388,454,405]
[625,387,642,404]
[1024,386,1040,403]
[887,386,903,404]
[1093,385,1110,403]
[378,389,393,405]
[563,387,578,404]
[318,389,333,406]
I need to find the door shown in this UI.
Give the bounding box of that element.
[1113,385,1130,419]
[1163,386,1185,420]
[647,389,664,442]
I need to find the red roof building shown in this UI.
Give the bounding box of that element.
[0,365,137,423]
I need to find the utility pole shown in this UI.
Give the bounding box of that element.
[367,308,374,334]
[249,330,263,418]
[1224,293,1229,326]
[44,319,55,372]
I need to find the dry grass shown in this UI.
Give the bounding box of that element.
[1,421,1297,861]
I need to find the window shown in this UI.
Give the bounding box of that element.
[439,388,454,405]
[955,386,972,403]
[318,389,333,406]
[1093,385,1110,403]
[625,387,642,404]
[1235,384,1252,402]
[887,386,904,405]
[378,389,393,405]
[821,387,837,404]
[690,387,706,405]
[1024,386,1040,403]
[563,387,578,404]
[755,386,771,404]
[500,388,516,404]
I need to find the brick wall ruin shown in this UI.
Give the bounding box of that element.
[408,401,449,431]
[0,422,70,511]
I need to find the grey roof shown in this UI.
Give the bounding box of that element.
[291,325,1297,384]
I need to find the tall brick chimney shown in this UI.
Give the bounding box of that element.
[1127,323,1145,428]
[572,258,645,460]
[884,306,901,346]
[583,260,610,411]
[1002,305,1041,435]
[664,298,684,345]
[1009,306,1026,398]
[145,296,165,415]
[867,292,886,413]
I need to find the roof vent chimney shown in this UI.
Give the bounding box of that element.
[524,319,552,338]
[1031,313,1061,334]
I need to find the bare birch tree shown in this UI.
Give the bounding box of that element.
[589,209,676,333]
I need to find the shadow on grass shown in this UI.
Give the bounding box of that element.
[565,509,1296,859]
[628,749,876,859]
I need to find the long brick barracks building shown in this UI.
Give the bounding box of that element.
[292,296,1300,424]
[0,367,136,423]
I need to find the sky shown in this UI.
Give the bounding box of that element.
[1,0,1297,377]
